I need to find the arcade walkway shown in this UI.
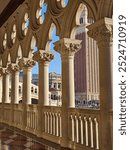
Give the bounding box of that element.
[0,124,59,150]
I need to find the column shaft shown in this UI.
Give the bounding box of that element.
[0,76,2,103]
[62,55,75,107]
[39,61,49,105]
[11,71,19,104]
[4,73,10,103]
[23,67,32,104]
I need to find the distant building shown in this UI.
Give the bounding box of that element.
[49,72,62,106]
[74,6,100,104]
[18,72,62,105]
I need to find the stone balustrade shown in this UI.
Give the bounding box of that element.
[0,103,102,150]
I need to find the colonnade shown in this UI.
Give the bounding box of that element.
[0,18,113,150]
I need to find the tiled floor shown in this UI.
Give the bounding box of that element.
[0,125,59,150]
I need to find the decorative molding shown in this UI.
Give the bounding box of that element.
[87,18,113,44]
[7,63,20,72]
[33,50,54,63]
[54,38,82,56]
[0,67,10,75]
[18,58,36,68]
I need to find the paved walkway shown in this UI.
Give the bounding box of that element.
[0,124,59,150]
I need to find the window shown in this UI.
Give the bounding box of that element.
[19,86,21,94]
[58,83,61,89]
[35,88,37,94]
[31,87,34,93]
[80,17,83,24]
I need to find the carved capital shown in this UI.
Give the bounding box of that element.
[87,18,113,44]
[7,63,20,72]
[54,38,82,56]
[0,67,10,75]
[33,50,54,63]
[0,68,2,76]
[18,58,36,69]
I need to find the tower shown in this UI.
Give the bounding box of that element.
[75,6,99,105]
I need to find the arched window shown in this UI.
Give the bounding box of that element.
[31,87,34,93]
[51,95,53,99]
[54,83,56,88]
[80,17,83,24]
[19,86,21,94]
[35,88,37,94]
[54,95,56,100]
[58,83,61,89]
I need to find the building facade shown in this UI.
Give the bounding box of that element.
[19,72,62,105]
[75,5,100,103]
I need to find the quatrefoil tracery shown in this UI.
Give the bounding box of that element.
[11,24,17,44]
[2,33,7,50]
[36,0,47,24]
[22,13,29,36]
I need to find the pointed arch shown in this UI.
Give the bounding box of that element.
[17,45,23,61]
[70,3,89,39]
[45,23,59,50]
[0,56,2,67]
[7,52,11,66]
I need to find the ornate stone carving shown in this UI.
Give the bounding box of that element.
[54,38,82,56]
[2,33,7,50]
[0,67,10,75]
[0,68,2,76]
[36,0,46,24]
[18,58,36,69]
[22,13,29,36]
[33,50,54,63]
[87,18,113,44]
[7,63,20,72]
[11,24,17,44]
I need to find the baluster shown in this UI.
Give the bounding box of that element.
[30,111,32,128]
[56,113,59,136]
[94,118,99,149]
[35,111,38,130]
[79,116,83,144]
[44,112,47,132]
[47,112,50,133]
[50,112,52,134]
[32,111,34,128]
[29,111,30,128]
[33,112,35,129]
[27,111,28,127]
[89,117,94,148]
[84,117,89,146]
[53,113,55,135]
[59,113,62,137]
[70,115,74,142]
[31,111,32,128]
[75,115,79,143]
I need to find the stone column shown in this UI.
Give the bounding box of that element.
[54,38,81,147]
[7,64,20,126]
[8,64,20,104]
[18,58,35,130]
[33,50,54,137]
[0,72,2,103]
[18,58,35,104]
[87,18,113,150]
[1,68,10,104]
[33,50,54,105]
